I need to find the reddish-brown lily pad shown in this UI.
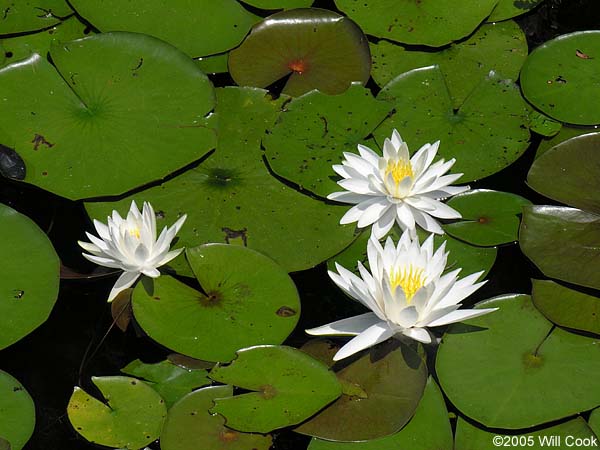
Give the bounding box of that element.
[229,8,371,96]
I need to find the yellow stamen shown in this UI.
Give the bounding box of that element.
[389,265,425,303]
[385,159,414,185]
[129,227,141,239]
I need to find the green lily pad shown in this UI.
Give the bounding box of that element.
[68,0,259,58]
[443,189,532,247]
[327,227,497,283]
[308,378,452,450]
[536,126,597,158]
[487,0,546,22]
[194,53,229,75]
[520,31,600,125]
[0,16,89,69]
[209,345,342,433]
[160,385,272,450]
[520,205,600,290]
[0,32,216,200]
[527,109,562,137]
[375,65,530,183]
[244,0,314,8]
[0,0,73,35]
[263,83,392,198]
[133,244,301,362]
[0,203,59,350]
[85,87,356,273]
[371,21,528,108]
[528,133,600,215]
[0,371,34,450]
[589,408,600,438]
[295,338,427,441]
[229,8,371,97]
[334,0,498,47]
[532,279,600,335]
[437,294,600,429]
[121,359,211,408]
[455,416,598,450]
[67,376,167,449]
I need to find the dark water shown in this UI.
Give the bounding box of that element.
[1,0,599,449]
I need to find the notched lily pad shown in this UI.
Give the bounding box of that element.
[371,20,528,108]
[295,338,428,441]
[160,385,272,450]
[536,126,598,159]
[520,205,600,291]
[307,378,453,450]
[229,8,371,97]
[209,345,342,433]
[0,32,217,200]
[437,294,600,429]
[68,0,260,57]
[121,359,211,407]
[376,66,530,183]
[488,0,546,22]
[0,203,59,350]
[132,244,301,362]
[0,370,34,450]
[264,83,393,198]
[334,0,498,47]
[0,0,73,35]
[85,87,356,273]
[532,279,600,335]
[528,132,600,215]
[443,189,532,247]
[67,376,167,449]
[520,31,600,125]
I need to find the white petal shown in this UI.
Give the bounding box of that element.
[357,200,391,228]
[306,312,381,336]
[410,208,444,234]
[426,308,498,327]
[370,206,396,239]
[338,178,378,195]
[327,191,371,204]
[156,247,184,266]
[395,203,416,231]
[108,271,140,302]
[78,241,102,255]
[333,322,395,361]
[342,152,378,176]
[93,219,111,241]
[142,267,161,278]
[357,144,381,166]
[390,129,403,149]
[402,327,432,343]
[340,197,387,225]
[81,253,122,269]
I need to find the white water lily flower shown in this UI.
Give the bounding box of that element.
[306,231,497,361]
[328,129,469,238]
[78,201,186,302]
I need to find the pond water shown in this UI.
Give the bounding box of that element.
[1,0,599,449]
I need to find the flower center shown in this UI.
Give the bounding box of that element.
[128,227,141,239]
[389,264,425,303]
[385,159,414,185]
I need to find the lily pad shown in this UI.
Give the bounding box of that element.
[443,189,532,247]
[133,244,301,362]
[520,206,600,291]
[229,8,371,97]
[244,0,314,8]
[532,279,600,335]
[375,66,530,183]
[0,16,89,69]
[528,133,600,215]
[0,32,216,200]
[371,21,528,108]
[0,0,73,35]
[536,126,597,158]
[527,109,562,137]
[209,345,342,433]
[437,294,600,429]
[85,87,356,273]
[295,338,427,441]
[589,408,600,438]
[0,370,35,450]
[487,0,546,22]
[67,376,167,449]
[327,228,497,283]
[263,83,393,198]
[68,0,260,58]
[307,378,452,450]
[334,0,498,47]
[455,416,598,450]
[0,203,59,350]
[121,359,211,408]
[194,53,229,75]
[160,385,272,450]
[520,31,600,125]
